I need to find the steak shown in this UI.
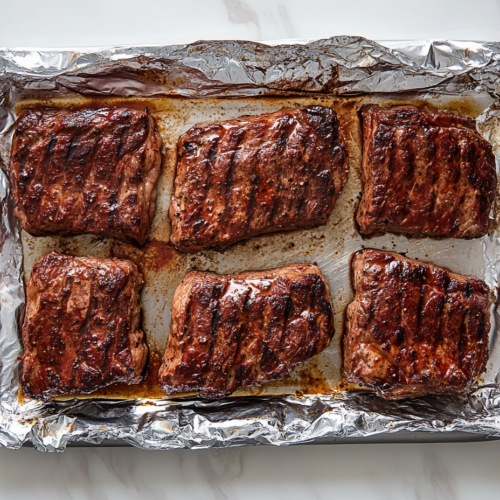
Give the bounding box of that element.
[10,107,163,245]
[169,106,349,252]
[158,264,334,398]
[343,249,490,399]
[357,105,497,238]
[21,253,147,400]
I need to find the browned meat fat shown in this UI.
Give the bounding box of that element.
[343,249,490,399]
[158,264,334,398]
[21,253,147,400]
[169,105,349,252]
[357,105,497,238]
[10,107,163,245]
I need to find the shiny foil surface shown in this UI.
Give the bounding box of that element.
[1,37,500,451]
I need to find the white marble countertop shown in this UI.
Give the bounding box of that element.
[2,0,500,498]
[0,441,499,499]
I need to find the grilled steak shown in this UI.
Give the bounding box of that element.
[158,264,334,398]
[10,107,162,245]
[169,106,349,252]
[357,105,497,238]
[21,253,147,400]
[343,249,490,399]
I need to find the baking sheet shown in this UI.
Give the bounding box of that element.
[1,38,500,450]
[17,91,497,400]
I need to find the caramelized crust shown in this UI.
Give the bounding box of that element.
[21,253,147,400]
[10,107,162,245]
[357,105,497,238]
[170,106,349,252]
[158,264,334,398]
[343,249,490,399]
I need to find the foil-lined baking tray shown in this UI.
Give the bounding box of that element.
[1,37,500,451]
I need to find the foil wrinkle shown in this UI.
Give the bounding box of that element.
[1,37,500,451]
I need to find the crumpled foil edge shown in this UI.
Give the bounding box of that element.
[1,37,500,451]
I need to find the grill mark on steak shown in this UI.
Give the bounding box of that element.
[244,135,266,235]
[47,137,58,156]
[170,106,349,252]
[20,253,147,400]
[158,264,334,398]
[221,128,247,239]
[10,107,162,245]
[357,105,497,239]
[204,284,245,393]
[66,135,79,162]
[116,124,130,160]
[271,116,301,226]
[343,249,490,399]
[291,120,312,220]
[401,128,419,221]
[245,165,261,235]
[458,309,470,376]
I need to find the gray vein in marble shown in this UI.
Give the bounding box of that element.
[278,5,297,38]
[222,0,261,39]
[197,448,246,500]
[1,442,500,499]
[423,448,456,500]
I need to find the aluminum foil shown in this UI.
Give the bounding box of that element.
[1,37,500,451]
